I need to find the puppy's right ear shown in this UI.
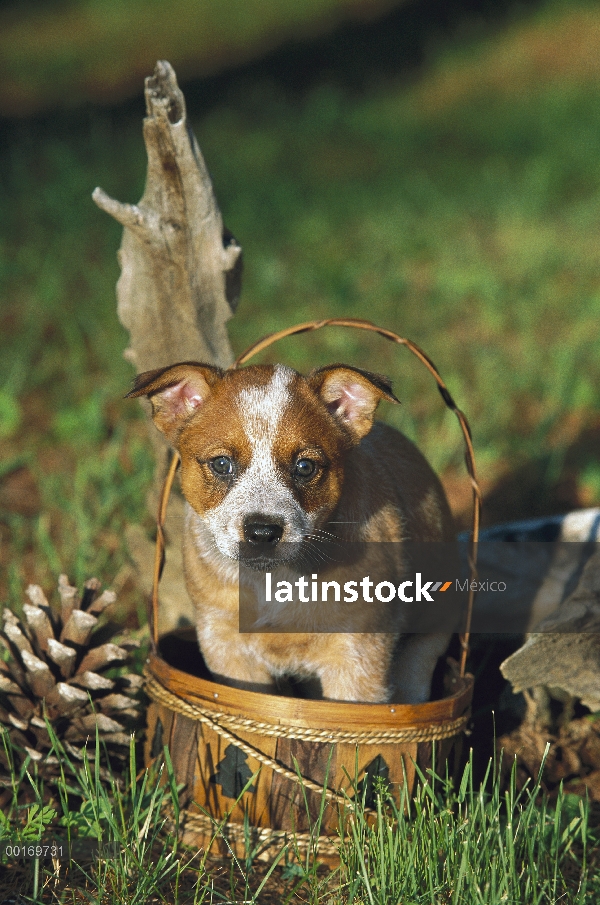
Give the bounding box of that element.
[126,362,223,444]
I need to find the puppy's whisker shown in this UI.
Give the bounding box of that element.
[299,539,339,567]
[304,533,345,555]
[296,540,324,567]
[309,528,339,541]
[303,532,340,544]
[307,535,342,559]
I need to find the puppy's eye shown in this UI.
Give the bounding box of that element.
[294,458,317,479]
[209,455,234,476]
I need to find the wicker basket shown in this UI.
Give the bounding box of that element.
[144,629,473,862]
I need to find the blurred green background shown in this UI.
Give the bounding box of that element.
[1,0,600,614]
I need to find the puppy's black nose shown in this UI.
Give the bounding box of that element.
[243,520,284,545]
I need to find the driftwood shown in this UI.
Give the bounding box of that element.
[460,513,600,722]
[501,545,600,718]
[93,61,242,631]
[472,509,600,722]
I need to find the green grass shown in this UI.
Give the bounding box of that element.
[1,726,597,903]
[1,726,198,902]
[214,78,600,466]
[337,752,594,905]
[0,112,153,606]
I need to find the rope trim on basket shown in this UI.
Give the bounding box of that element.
[176,809,341,860]
[146,672,343,804]
[145,671,469,744]
[145,669,469,811]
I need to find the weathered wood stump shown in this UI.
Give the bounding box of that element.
[93,60,241,632]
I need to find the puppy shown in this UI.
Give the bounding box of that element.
[128,362,455,703]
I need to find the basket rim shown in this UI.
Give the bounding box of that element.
[146,646,473,732]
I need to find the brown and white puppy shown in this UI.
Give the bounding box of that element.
[128,362,454,703]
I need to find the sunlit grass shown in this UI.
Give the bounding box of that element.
[207,77,600,473]
[1,727,596,903]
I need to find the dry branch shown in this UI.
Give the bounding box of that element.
[94,60,242,630]
[93,60,240,377]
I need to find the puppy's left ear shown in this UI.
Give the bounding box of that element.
[308,364,399,442]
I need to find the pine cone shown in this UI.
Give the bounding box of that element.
[0,575,144,789]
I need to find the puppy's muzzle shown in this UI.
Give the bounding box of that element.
[243,518,284,546]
